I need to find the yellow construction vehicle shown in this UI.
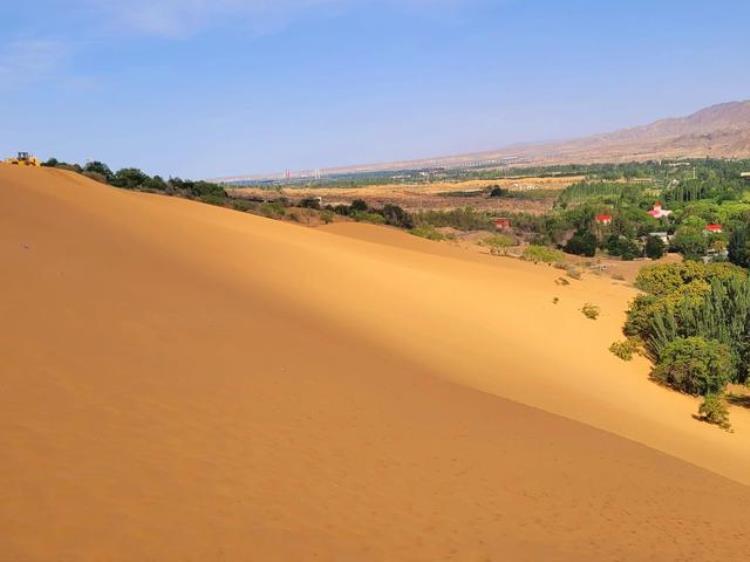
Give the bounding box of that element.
[3,152,41,167]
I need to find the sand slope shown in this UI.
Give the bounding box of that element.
[1,166,749,561]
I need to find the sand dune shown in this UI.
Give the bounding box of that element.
[2,165,749,561]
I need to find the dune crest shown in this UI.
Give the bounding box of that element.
[2,166,749,561]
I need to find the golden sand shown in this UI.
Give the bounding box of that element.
[1,166,749,561]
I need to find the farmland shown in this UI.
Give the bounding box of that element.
[228,175,582,214]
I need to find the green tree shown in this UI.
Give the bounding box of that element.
[652,337,733,396]
[111,168,150,189]
[143,175,168,191]
[84,161,114,181]
[698,394,732,430]
[645,235,666,260]
[564,230,597,257]
[381,204,414,229]
[728,223,750,267]
[672,226,708,260]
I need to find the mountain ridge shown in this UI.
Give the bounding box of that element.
[219,100,750,182]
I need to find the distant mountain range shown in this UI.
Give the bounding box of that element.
[217,100,750,182]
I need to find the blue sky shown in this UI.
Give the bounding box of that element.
[1,0,748,178]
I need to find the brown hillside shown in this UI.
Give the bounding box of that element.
[228,100,750,181]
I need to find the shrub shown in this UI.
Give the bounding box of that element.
[111,167,149,189]
[481,234,514,249]
[645,235,666,259]
[411,225,445,241]
[697,394,732,431]
[634,262,746,297]
[415,207,494,231]
[82,171,109,184]
[350,211,385,224]
[299,197,321,210]
[489,186,510,198]
[259,201,286,218]
[564,230,597,257]
[565,265,582,280]
[350,199,368,212]
[581,303,600,320]
[620,239,642,261]
[729,224,750,267]
[143,175,168,192]
[188,181,226,199]
[651,337,733,396]
[321,210,335,224]
[522,245,565,264]
[381,204,414,229]
[672,226,708,260]
[231,199,257,212]
[199,193,227,206]
[609,339,639,361]
[606,235,641,260]
[83,160,114,181]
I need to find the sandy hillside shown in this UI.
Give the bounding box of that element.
[1,165,749,561]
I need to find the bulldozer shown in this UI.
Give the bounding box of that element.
[3,152,41,167]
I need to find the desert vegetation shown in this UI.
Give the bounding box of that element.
[44,157,750,270]
[623,261,750,428]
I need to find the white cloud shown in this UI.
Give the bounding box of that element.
[85,0,347,37]
[0,40,71,90]
[84,0,468,38]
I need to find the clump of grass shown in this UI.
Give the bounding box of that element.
[609,339,639,361]
[581,303,600,320]
[697,394,733,431]
[350,210,385,224]
[555,277,570,286]
[612,273,626,281]
[411,225,445,241]
[565,265,582,280]
[552,297,559,304]
[231,199,258,213]
[259,201,286,219]
[481,234,514,249]
[522,245,565,265]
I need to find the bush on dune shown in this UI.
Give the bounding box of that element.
[609,339,639,361]
[564,230,597,257]
[698,394,733,431]
[651,337,733,396]
[581,303,600,320]
[522,245,565,264]
[381,204,414,229]
[411,225,445,241]
[481,234,515,249]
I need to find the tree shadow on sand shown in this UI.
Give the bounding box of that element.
[727,394,750,409]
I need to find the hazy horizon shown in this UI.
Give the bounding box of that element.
[1,0,749,178]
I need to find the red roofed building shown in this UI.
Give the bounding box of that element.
[648,202,673,219]
[493,218,512,231]
[595,214,613,225]
[705,224,723,234]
